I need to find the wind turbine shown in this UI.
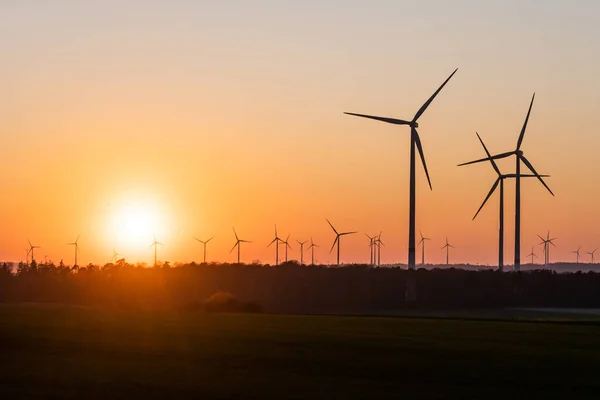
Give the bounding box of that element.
[463,133,549,271]
[418,231,431,265]
[267,225,282,266]
[572,246,581,264]
[327,219,357,266]
[375,232,384,266]
[365,234,375,266]
[587,248,598,263]
[231,228,251,264]
[345,69,458,270]
[150,234,163,267]
[441,237,454,265]
[297,239,308,265]
[458,94,553,271]
[68,235,80,267]
[28,240,40,264]
[194,236,214,264]
[526,247,537,264]
[282,234,292,262]
[112,248,122,263]
[537,231,556,266]
[308,238,318,265]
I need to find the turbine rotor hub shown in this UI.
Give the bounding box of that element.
[516,150,523,156]
[411,122,419,128]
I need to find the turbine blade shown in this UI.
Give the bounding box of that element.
[413,68,458,122]
[414,129,432,190]
[340,231,358,236]
[233,228,239,241]
[516,93,535,151]
[473,178,500,220]
[207,236,214,243]
[475,132,501,176]
[230,242,238,253]
[458,151,515,166]
[268,238,278,247]
[344,112,411,125]
[520,155,554,196]
[326,219,338,235]
[329,236,339,254]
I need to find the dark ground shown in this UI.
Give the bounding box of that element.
[1,304,600,399]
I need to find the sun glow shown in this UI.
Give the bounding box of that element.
[108,197,165,253]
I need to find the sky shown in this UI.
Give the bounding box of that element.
[1,0,599,266]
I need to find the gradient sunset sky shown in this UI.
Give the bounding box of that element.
[1,1,599,265]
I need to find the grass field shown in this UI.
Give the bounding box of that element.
[1,305,600,399]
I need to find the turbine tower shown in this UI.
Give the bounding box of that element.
[526,247,537,264]
[587,248,598,263]
[572,246,581,264]
[68,235,80,267]
[308,238,318,265]
[418,231,431,265]
[297,239,308,265]
[537,231,556,266]
[375,232,384,266]
[231,228,251,264]
[282,234,292,262]
[28,240,40,264]
[194,236,214,264]
[327,219,357,266]
[150,234,163,267]
[345,69,458,270]
[462,133,549,271]
[441,237,454,265]
[267,225,282,266]
[365,234,375,266]
[458,94,553,271]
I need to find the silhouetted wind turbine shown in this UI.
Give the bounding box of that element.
[587,248,598,263]
[346,69,458,270]
[24,248,29,265]
[464,133,549,271]
[308,238,318,265]
[194,236,214,264]
[231,228,251,264]
[375,232,384,266]
[327,219,357,266]
[68,235,80,267]
[526,247,537,264]
[282,234,292,262]
[28,240,40,264]
[418,231,431,265]
[458,94,553,271]
[537,231,556,266]
[441,237,454,265]
[112,248,121,263]
[297,239,308,265]
[572,246,581,264]
[267,225,282,266]
[365,234,375,266]
[150,234,163,267]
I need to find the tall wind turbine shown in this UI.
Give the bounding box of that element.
[282,234,292,262]
[327,219,357,266]
[297,239,308,265]
[308,238,318,265]
[365,234,375,266]
[587,248,598,263]
[441,237,454,265]
[526,247,537,264]
[28,240,40,264]
[458,94,553,271]
[537,231,557,266]
[375,232,384,266]
[463,133,549,271]
[572,246,581,264]
[194,236,214,264]
[150,234,163,267]
[345,69,458,270]
[418,231,431,265]
[112,248,122,263]
[231,228,251,264]
[267,225,282,266]
[68,235,80,267]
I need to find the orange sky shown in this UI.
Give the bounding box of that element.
[1,1,599,266]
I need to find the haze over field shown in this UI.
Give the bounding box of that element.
[1,1,599,265]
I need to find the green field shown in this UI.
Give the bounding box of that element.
[1,305,600,399]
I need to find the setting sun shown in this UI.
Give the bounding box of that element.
[108,197,165,254]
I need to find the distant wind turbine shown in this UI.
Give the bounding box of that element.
[112,248,122,263]
[194,236,214,264]
[537,231,557,266]
[572,246,581,264]
[327,219,357,266]
[308,238,318,265]
[282,234,292,262]
[68,235,80,267]
[365,234,375,266]
[375,232,384,266]
[462,133,549,271]
[267,225,282,266]
[526,247,537,264]
[346,69,458,269]
[231,228,251,264]
[150,234,163,267]
[297,239,308,265]
[28,240,40,264]
[418,231,431,265]
[458,94,553,271]
[587,248,598,263]
[441,237,454,265]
